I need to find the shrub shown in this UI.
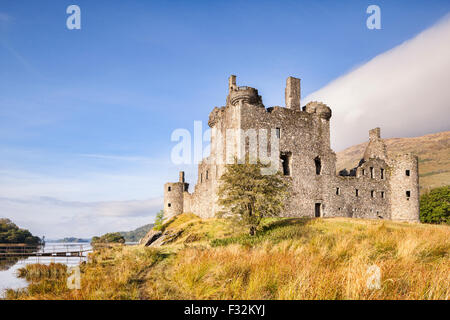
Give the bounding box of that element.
[91,232,125,245]
[420,186,449,224]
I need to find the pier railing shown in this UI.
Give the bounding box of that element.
[0,243,91,257]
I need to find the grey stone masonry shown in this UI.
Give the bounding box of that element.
[163,76,420,222]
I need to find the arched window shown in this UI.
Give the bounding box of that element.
[314,157,321,175]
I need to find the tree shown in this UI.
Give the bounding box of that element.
[91,232,125,245]
[420,186,449,224]
[154,210,165,231]
[218,158,290,235]
[0,218,41,245]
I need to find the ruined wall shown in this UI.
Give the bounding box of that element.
[189,159,214,218]
[328,158,391,219]
[237,102,335,218]
[162,75,420,223]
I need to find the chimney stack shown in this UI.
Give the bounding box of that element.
[369,128,381,142]
[179,171,185,183]
[285,76,301,110]
[228,75,236,92]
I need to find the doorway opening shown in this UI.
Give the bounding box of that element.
[315,203,321,218]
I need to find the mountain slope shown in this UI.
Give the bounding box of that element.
[119,223,154,242]
[336,131,450,191]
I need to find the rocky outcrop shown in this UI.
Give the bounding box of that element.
[139,230,162,246]
[139,229,183,247]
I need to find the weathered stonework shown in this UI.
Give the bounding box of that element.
[164,76,420,222]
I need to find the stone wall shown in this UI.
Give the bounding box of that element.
[163,75,420,223]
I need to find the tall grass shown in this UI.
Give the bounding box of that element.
[143,218,449,300]
[5,216,449,300]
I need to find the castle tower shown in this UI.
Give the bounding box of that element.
[389,154,420,222]
[163,171,189,219]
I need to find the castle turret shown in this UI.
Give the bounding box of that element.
[389,154,420,222]
[226,75,263,107]
[164,171,189,219]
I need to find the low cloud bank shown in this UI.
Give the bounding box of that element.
[305,16,450,151]
[0,196,163,238]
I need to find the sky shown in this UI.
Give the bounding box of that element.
[0,1,449,238]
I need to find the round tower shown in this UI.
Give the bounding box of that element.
[164,171,188,219]
[389,154,420,222]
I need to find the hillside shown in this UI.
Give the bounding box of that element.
[119,224,154,242]
[7,213,449,300]
[336,131,450,191]
[0,218,41,245]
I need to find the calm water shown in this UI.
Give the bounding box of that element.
[0,243,92,298]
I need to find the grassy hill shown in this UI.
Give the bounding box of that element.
[336,131,450,192]
[119,224,154,242]
[7,213,449,300]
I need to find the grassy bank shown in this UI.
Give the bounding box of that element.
[5,214,449,300]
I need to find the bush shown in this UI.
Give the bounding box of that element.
[0,218,41,244]
[420,186,449,224]
[91,232,125,245]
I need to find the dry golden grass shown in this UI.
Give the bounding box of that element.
[5,215,449,300]
[143,218,449,300]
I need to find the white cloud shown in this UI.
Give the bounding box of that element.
[0,196,163,238]
[304,15,450,151]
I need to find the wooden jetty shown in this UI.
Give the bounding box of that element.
[0,243,91,257]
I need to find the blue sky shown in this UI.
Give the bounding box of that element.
[0,1,449,237]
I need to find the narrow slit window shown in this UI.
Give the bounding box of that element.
[362,169,365,176]
[168,203,171,208]
[206,170,209,180]
[406,190,411,198]
[406,170,410,176]
[381,191,385,198]
[380,168,384,179]
[336,187,340,195]
[200,173,203,183]
[276,128,281,139]
[280,152,291,176]
[314,157,321,175]
[355,189,359,197]
[168,186,171,192]
[370,167,374,179]
[371,190,374,198]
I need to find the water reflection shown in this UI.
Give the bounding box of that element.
[0,243,92,297]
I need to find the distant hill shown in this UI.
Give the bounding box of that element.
[119,224,154,242]
[336,131,450,192]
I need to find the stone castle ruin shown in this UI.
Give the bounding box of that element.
[164,76,419,222]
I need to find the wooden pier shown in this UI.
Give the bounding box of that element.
[0,243,91,258]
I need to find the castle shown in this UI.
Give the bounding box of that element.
[164,76,419,222]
